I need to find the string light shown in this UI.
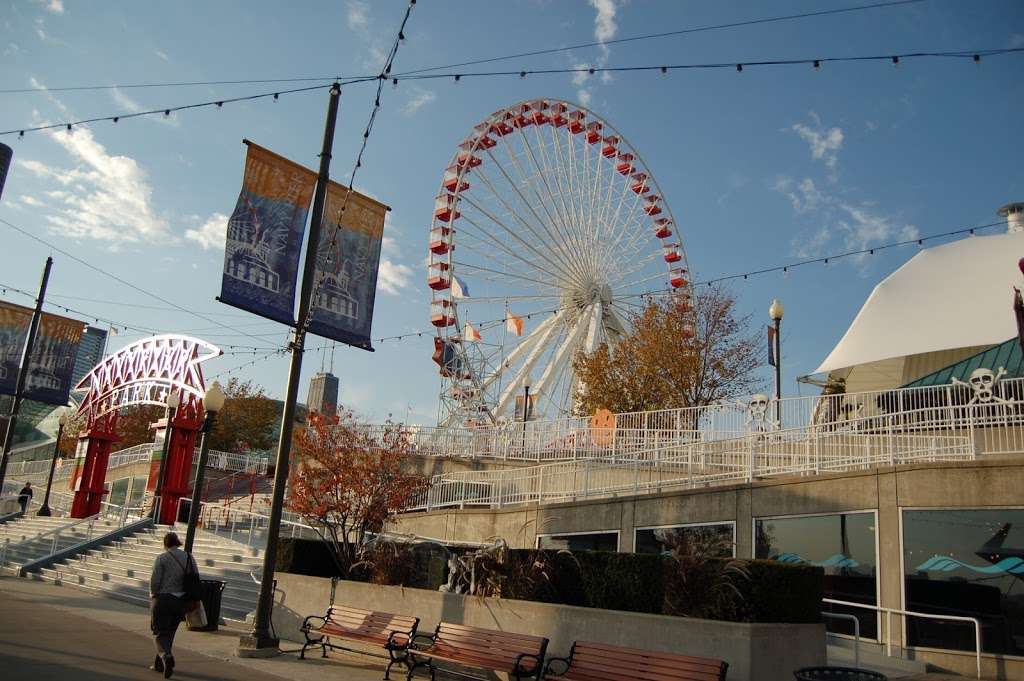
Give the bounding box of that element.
[4,47,1020,137]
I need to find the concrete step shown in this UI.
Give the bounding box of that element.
[827,640,930,678]
[80,547,262,580]
[105,541,263,568]
[55,555,262,596]
[32,569,252,621]
[38,562,258,613]
[132,532,262,557]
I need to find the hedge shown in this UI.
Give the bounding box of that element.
[276,539,823,624]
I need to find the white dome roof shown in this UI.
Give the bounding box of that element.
[814,231,1024,375]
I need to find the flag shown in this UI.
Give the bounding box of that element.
[464,323,482,342]
[0,301,84,406]
[767,325,778,367]
[506,314,524,337]
[308,180,388,352]
[219,141,317,325]
[451,275,470,298]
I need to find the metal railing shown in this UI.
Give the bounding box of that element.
[821,611,860,670]
[377,377,1024,463]
[408,415,976,511]
[822,597,982,679]
[175,497,314,547]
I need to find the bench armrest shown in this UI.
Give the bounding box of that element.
[515,651,544,678]
[301,614,327,632]
[410,633,436,651]
[386,629,413,650]
[543,656,571,678]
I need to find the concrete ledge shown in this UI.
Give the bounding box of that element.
[19,517,154,576]
[0,510,24,524]
[272,573,825,681]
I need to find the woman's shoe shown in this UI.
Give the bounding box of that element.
[149,656,164,672]
[163,655,174,678]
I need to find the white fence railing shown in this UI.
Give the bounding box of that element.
[370,376,1024,463]
[408,414,976,511]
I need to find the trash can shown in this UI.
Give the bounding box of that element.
[188,579,226,632]
[794,668,887,681]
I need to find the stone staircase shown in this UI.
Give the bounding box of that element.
[0,515,124,572]
[35,526,264,622]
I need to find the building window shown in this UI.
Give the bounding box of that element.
[756,511,878,639]
[902,508,1024,655]
[538,531,619,552]
[635,523,735,557]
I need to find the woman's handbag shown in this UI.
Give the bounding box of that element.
[185,600,208,629]
[170,552,204,612]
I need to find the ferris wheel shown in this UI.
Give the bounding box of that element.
[428,98,692,427]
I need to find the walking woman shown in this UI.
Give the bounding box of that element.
[149,531,199,677]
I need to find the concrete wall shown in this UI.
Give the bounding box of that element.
[272,573,825,681]
[390,456,1024,679]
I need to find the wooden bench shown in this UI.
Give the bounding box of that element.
[300,604,419,679]
[543,641,728,681]
[407,622,548,681]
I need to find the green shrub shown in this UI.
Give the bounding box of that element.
[276,538,348,578]
[735,560,823,624]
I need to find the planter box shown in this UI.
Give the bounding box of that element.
[273,574,825,681]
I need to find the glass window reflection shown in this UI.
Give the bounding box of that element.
[903,509,1024,655]
[538,532,619,552]
[755,512,878,638]
[635,523,735,557]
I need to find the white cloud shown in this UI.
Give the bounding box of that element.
[402,88,436,116]
[154,49,169,62]
[836,203,918,258]
[377,259,413,295]
[774,176,826,213]
[589,0,618,45]
[3,42,20,57]
[29,77,70,116]
[17,125,170,244]
[185,213,228,250]
[36,0,63,14]
[577,89,592,107]
[18,195,44,207]
[791,113,844,175]
[347,0,369,30]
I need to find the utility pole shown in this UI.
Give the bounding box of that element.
[240,83,341,655]
[0,257,53,493]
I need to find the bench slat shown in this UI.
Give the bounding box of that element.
[418,646,541,672]
[437,623,547,645]
[570,654,723,676]
[550,641,726,681]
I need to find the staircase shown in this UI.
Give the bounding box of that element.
[35,526,264,622]
[0,515,124,572]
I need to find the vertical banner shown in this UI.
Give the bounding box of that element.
[0,142,12,202]
[0,301,84,406]
[767,325,778,367]
[308,181,388,351]
[219,142,317,325]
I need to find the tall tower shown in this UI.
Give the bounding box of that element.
[306,372,339,417]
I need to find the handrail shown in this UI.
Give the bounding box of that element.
[821,611,860,669]
[822,597,982,679]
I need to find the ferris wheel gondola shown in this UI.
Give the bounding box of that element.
[427,99,692,426]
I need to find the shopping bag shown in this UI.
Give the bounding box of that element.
[185,600,208,629]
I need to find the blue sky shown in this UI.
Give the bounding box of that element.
[1,0,1022,423]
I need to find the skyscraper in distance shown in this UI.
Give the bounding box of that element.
[307,372,339,417]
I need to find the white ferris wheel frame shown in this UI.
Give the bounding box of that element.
[428,98,693,427]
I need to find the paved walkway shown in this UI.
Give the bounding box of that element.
[0,576,386,681]
[0,575,976,681]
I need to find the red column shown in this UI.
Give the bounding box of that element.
[158,406,202,525]
[69,414,118,519]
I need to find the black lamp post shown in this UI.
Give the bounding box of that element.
[769,298,784,424]
[37,409,69,517]
[184,382,225,554]
[151,390,180,523]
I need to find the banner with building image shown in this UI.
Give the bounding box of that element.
[307,181,388,351]
[219,141,318,325]
[0,301,85,406]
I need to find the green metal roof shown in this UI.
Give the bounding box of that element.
[902,337,1024,387]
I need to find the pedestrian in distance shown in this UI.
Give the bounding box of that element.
[17,481,32,513]
[149,531,199,678]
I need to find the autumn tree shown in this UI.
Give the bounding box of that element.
[207,378,280,453]
[110,405,165,452]
[287,409,429,577]
[572,286,761,418]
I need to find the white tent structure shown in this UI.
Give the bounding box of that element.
[815,205,1024,392]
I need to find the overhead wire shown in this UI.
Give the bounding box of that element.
[0,216,281,349]
[0,0,927,95]
[2,47,1019,138]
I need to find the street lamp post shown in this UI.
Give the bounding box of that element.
[769,298,784,424]
[37,409,69,516]
[184,382,225,554]
[151,391,181,523]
